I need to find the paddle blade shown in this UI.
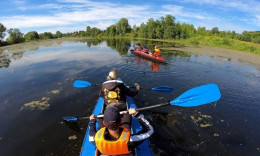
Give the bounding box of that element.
[73,80,92,88]
[170,84,221,107]
[152,86,173,93]
[63,116,78,122]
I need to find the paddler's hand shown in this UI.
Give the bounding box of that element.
[129,108,138,116]
[90,114,96,120]
[134,83,140,91]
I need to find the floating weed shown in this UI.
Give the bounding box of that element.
[200,123,212,127]
[42,97,50,101]
[201,114,212,119]
[68,135,77,140]
[49,89,60,94]
[20,97,50,111]
[190,115,202,123]
[191,112,213,128]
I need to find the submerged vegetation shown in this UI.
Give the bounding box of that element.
[0,15,259,54]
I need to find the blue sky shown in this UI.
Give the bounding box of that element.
[0,0,259,34]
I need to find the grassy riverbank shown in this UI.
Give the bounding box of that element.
[186,36,260,54]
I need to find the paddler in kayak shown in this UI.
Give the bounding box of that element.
[99,69,140,111]
[89,106,154,156]
[137,43,143,51]
[149,45,161,56]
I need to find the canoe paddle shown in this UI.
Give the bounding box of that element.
[63,83,221,122]
[73,80,173,93]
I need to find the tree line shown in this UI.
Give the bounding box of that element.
[0,15,260,47]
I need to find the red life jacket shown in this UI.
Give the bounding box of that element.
[137,46,142,51]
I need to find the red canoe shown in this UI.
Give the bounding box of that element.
[132,49,167,64]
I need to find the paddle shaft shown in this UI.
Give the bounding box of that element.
[77,102,170,120]
[74,80,172,92]
[130,86,152,90]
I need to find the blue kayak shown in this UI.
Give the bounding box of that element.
[80,86,154,155]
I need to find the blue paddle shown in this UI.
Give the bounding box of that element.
[73,80,173,93]
[63,83,221,122]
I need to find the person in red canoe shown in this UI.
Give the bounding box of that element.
[89,106,154,156]
[151,46,161,56]
[137,43,143,51]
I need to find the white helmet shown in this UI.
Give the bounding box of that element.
[107,69,119,80]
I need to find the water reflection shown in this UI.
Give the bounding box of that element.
[0,49,11,68]
[106,38,131,55]
[135,56,161,72]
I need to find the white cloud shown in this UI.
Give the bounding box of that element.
[0,0,259,34]
[13,0,26,5]
[178,0,260,27]
[161,5,207,20]
[0,1,151,33]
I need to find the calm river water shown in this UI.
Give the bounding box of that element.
[0,39,259,156]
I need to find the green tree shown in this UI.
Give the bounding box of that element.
[240,31,251,42]
[131,24,138,37]
[7,28,24,44]
[155,26,163,39]
[250,31,260,43]
[197,26,207,36]
[210,27,219,35]
[175,23,181,39]
[147,18,156,39]
[86,26,91,36]
[180,23,195,39]
[0,23,6,43]
[78,31,85,37]
[155,20,163,38]
[164,15,175,27]
[116,18,131,36]
[138,23,148,38]
[86,26,102,37]
[219,31,227,38]
[39,32,54,39]
[106,25,116,37]
[164,26,175,39]
[229,31,236,39]
[55,31,62,38]
[24,31,39,41]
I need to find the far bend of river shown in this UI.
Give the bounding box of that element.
[0,38,259,156]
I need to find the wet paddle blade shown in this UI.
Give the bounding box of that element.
[63,116,78,122]
[73,80,92,88]
[151,86,173,93]
[170,84,221,107]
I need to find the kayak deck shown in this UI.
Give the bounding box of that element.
[80,96,154,156]
[132,49,167,64]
